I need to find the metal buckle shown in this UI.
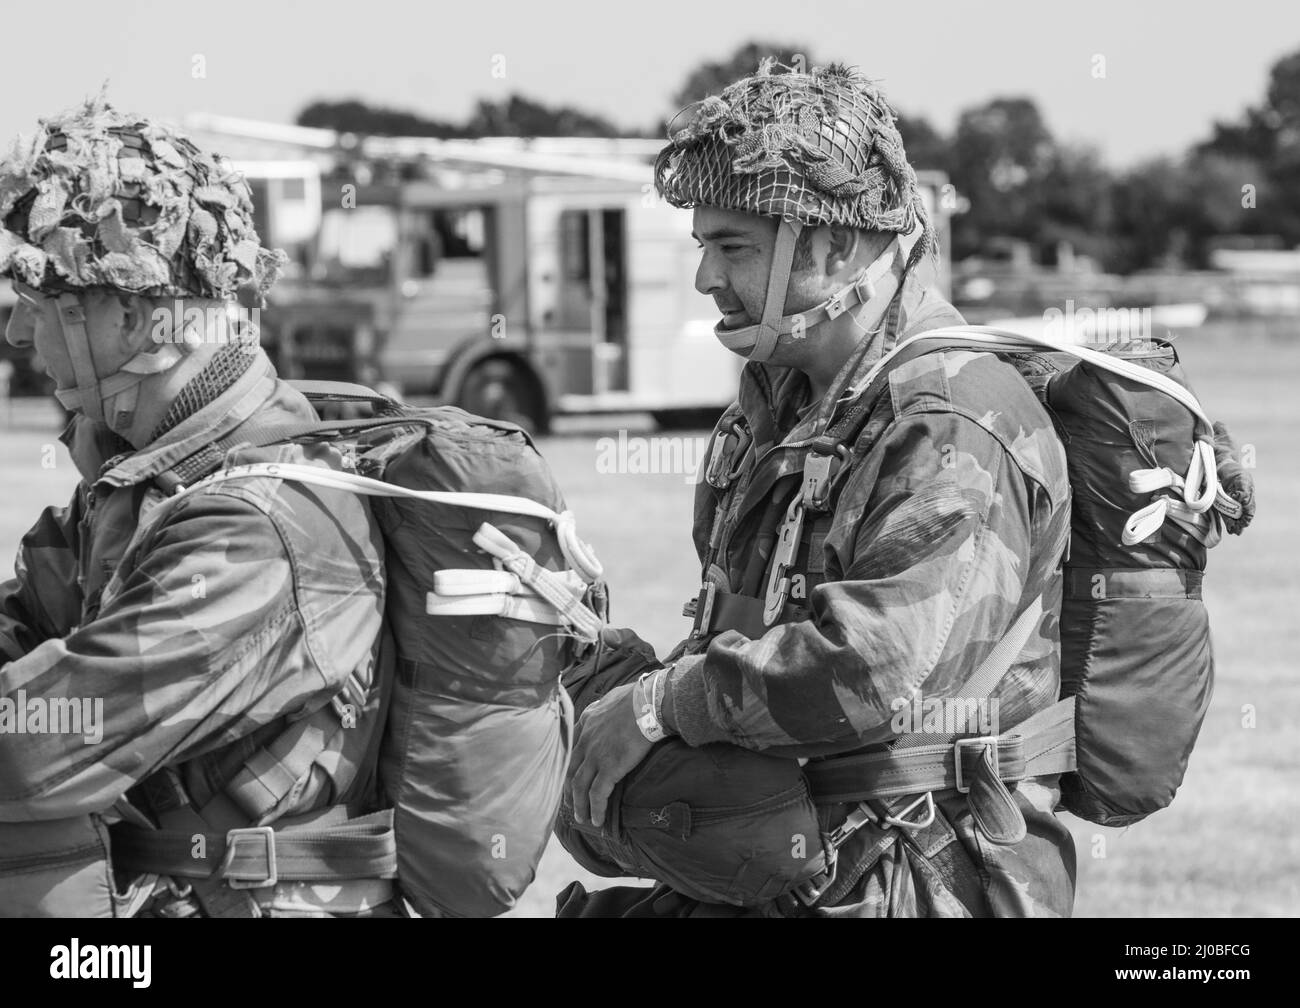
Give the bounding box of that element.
[725,426,752,483]
[802,445,848,512]
[220,826,278,889]
[825,293,846,320]
[705,423,745,489]
[954,736,1002,795]
[689,581,717,639]
[763,496,805,626]
[792,846,838,907]
[826,801,877,848]
[881,792,936,831]
[792,801,880,908]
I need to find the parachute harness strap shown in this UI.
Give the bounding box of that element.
[861,326,1238,549]
[172,462,606,637]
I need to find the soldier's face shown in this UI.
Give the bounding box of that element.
[6,283,76,390]
[691,206,846,331]
[6,283,146,400]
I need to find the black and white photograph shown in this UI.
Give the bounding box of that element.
[0,0,1292,962]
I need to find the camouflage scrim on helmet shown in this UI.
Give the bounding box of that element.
[0,91,287,301]
[653,60,935,271]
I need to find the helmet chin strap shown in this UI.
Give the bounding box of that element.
[714,223,902,363]
[51,292,183,430]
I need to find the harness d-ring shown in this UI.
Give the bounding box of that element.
[882,792,936,831]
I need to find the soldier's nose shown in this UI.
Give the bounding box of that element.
[5,300,36,349]
[694,255,726,298]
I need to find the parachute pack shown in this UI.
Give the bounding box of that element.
[556,325,1252,906]
[134,382,607,917]
[888,327,1250,827]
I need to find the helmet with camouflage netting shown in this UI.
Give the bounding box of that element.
[0,92,289,427]
[0,90,286,301]
[654,60,933,360]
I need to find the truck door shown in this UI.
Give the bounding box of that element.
[553,207,629,397]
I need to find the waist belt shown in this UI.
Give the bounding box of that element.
[803,698,1076,804]
[785,699,1076,910]
[684,585,806,639]
[1064,567,1202,600]
[110,808,397,887]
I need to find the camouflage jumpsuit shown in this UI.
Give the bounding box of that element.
[0,352,389,916]
[560,267,1077,918]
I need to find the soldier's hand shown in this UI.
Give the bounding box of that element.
[567,681,654,829]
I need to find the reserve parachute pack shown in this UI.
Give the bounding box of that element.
[150,381,606,916]
[557,324,1251,907]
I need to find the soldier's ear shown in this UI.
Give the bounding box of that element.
[117,294,160,354]
[825,226,859,275]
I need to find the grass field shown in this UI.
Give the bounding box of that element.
[2,319,1296,917]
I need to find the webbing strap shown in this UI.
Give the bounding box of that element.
[426,591,570,625]
[225,699,350,822]
[140,772,262,918]
[716,220,802,361]
[856,326,1218,435]
[803,697,1076,804]
[961,595,1044,704]
[1064,567,1203,600]
[288,379,399,406]
[110,809,397,884]
[755,219,801,362]
[56,294,104,422]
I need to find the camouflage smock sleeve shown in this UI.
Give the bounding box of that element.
[0,491,86,663]
[0,491,320,821]
[663,410,1035,757]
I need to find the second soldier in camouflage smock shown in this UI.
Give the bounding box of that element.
[563,61,1076,917]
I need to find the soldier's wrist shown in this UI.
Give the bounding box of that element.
[652,665,675,736]
[633,669,669,742]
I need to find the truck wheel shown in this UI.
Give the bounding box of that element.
[457,359,546,434]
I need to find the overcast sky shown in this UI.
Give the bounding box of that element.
[1,0,1297,168]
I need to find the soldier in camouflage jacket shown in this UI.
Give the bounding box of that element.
[564,62,1076,917]
[0,97,390,917]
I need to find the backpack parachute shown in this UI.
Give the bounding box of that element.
[1041,341,1225,825]
[183,383,607,916]
[879,328,1250,827]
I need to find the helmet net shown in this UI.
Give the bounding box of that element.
[654,60,935,272]
[0,90,286,301]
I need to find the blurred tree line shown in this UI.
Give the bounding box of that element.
[298,42,1300,274]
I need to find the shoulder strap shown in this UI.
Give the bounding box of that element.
[962,594,1044,702]
[288,379,396,407]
